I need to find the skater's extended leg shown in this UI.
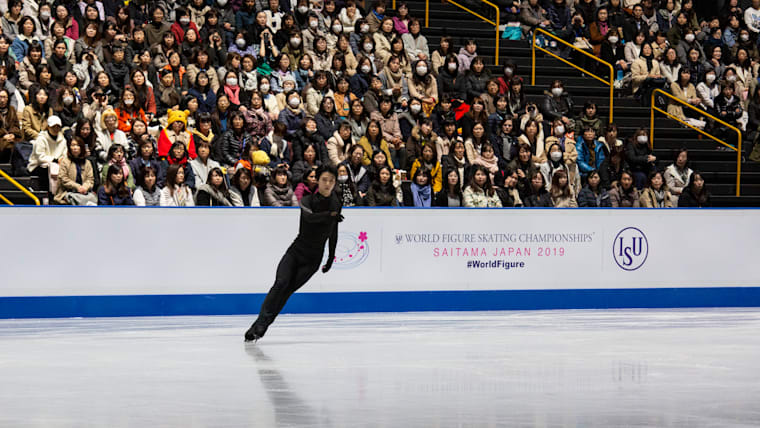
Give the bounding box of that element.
[267,259,321,317]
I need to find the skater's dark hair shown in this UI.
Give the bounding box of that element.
[316,164,337,180]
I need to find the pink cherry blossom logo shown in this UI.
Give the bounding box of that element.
[323,231,370,269]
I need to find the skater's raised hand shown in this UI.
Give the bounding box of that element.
[322,258,334,273]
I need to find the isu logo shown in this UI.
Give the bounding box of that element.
[613,227,648,271]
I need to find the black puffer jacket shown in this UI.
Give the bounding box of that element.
[541,91,574,122]
[292,129,328,163]
[220,129,251,167]
[457,70,492,103]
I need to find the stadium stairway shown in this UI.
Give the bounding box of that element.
[412,0,760,206]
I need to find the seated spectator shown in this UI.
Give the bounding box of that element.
[160,163,195,206]
[664,148,693,206]
[98,165,135,205]
[463,165,502,208]
[519,0,549,37]
[160,141,196,190]
[54,88,83,129]
[190,141,221,187]
[263,166,298,206]
[549,169,577,208]
[631,42,665,104]
[406,118,438,168]
[54,137,97,205]
[130,139,161,187]
[668,68,701,126]
[457,57,489,105]
[278,92,306,138]
[471,143,504,187]
[158,109,197,160]
[714,81,743,147]
[626,128,656,189]
[442,140,471,189]
[365,165,398,206]
[293,117,328,163]
[343,144,370,196]
[398,98,425,141]
[314,96,340,141]
[508,143,538,197]
[498,168,524,207]
[333,77,357,120]
[294,165,318,202]
[465,122,491,164]
[541,142,579,195]
[230,168,261,207]
[410,144,443,193]
[402,167,433,207]
[327,122,356,167]
[359,120,393,168]
[677,171,711,207]
[491,117,518,164]
[0,88,21,163]
[336,163,359,207]
[522,169,552,207]
[195,167,236,206]
[436,55,460,101]
[133,166,162,206]
[487,95,510,137]
[576,126,605,181]
[541,79,573,130]
[21,86,52,142]
[434,169,463,207]
[220,111,251,168]
[27,115,66,192]
[696,69,720,114]
[506,76,526,118]
[457,39,478,74]
[577,170,611,207]
[609,170,641,207]
[659,47,681,86]
[640,170,674,208]
[518,118,545,162]
[370,97,404,167]
[244,91,274,138]
[367,150,391,182]
[100,145,134,190]
[458,96,489,141]
[575,101,604,137]
[436,118,461,161]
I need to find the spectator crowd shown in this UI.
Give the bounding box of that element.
[0,0,735,209]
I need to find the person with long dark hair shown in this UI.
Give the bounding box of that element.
[577,170,611,207]
[678,171,711,207]
[462,164,501,207]
[133,166,162,206]
[54,138,97,205]
[97,164,134,205]
[609,170,641,207]
[245,165,342,342]
[434,168,463,207]
[195,167,236,206]
[522,169,553,207]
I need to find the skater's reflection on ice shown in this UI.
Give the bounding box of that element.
[245,344,331,427]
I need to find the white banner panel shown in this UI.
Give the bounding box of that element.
[0,207,757,298]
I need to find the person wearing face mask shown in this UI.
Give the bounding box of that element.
[340,0,363,35]
[436,54,461,101]
[601,29,629,80]
[278,92,306,138]
[302,12,326,56]
[541,117,578,169]
[541,80,574,127]
[408,59,438,116]
[113,89,147,134]
[730,30,760,63]
[676,30,706,64]
[170,8,199,44]
[626,128,656,189]
[350,19,370,56]
[540,142,578,195]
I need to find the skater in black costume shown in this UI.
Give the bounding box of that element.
[245,165,343,342]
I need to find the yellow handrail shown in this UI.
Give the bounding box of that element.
[0,168,41,205]
[531,28,614,123]
[435,0,500,65]
[649,88,742,197]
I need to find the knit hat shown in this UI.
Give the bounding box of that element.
[167,109,190,127]
[101,109,118,129]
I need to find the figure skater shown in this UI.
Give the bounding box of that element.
[245,165,343,342]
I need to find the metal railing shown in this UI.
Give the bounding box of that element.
[650,88,742,197]
[0,168,41,205]
[430,0,500,65]
[531,28,614,123]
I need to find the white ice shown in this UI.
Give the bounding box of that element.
[1,310,760,427]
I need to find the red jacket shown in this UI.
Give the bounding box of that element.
[170,22,200,44]
[158,128,197,160]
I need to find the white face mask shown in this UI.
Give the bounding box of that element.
[290,37,301,46]
[551,87,563,97]
[124,98,134,106]
[63,96,74,106]
[727,74,737,82]
[741,34,750,42]
[448,63,457,72]
[332,24,342,33]
[555,125,565,135]
[298,5,308,13]
[337,175,348,183]
[637,135,648,144]
[360,24,369,33]
[608,36,618,44]
[218,0,228,6]
[236,39,246,48]
[706,74,716,83]
[361,64,371,74]
[363,43,373,52]
[382,88,393,96]
[289,97,300,108]
[259,84,270,93]
[416,66,427,76]
[226,77,238,86]
[180,17,190,25]
[550,151,563,162]
[504,67,513,75]
[410,104,421,113]
[309,20,318,29]
[40,11,51,20]
[685,33,695,42]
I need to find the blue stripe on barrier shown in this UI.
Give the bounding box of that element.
[1,288,760,319]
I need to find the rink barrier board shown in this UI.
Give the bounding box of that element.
[2,288,760,318]
[1,207,760,318]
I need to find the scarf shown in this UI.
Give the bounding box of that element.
[372,10,384,20]
[411,182,431,207]
[585,139,596,167]
[641,52,654,71]
[386,67,404,86]
[653,188,665,207]
[74,160,83,184]
[197,183,233,206]
[109,157,130,180]
[171,185,191,206]
[224,85,241,105]
[476,155,499,174]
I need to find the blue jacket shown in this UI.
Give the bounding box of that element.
[575,136,606,174]
[187,87,217,114]
[11,37,45,63]
[278,107,305,138]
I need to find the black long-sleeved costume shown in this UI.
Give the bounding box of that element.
[251,191,342,338]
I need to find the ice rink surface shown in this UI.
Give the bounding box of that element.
[1,309,760,428]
